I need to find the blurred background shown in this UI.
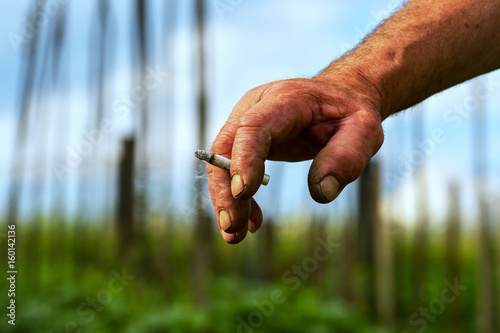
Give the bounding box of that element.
[1,0,499,332]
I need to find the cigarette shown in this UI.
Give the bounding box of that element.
[195,149,270,186]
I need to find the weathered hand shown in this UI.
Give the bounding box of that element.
[207,0,500,244]
[207,74,384,244]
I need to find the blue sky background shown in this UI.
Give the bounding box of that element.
[1,0,500,227]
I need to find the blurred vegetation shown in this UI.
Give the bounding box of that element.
[0,218,485,333]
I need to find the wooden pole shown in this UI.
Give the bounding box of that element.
[472,79,497,333]
[117,138,136,255]
[445,183,462,332]
[192,0,213,305]
[357,161,380,321]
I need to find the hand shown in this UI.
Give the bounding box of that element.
[207,72,384,244]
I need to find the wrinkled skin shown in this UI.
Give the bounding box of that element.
[207,76,384,244]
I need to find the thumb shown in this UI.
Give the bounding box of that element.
[307,111,384,203]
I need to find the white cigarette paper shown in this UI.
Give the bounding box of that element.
[195,150,270,186]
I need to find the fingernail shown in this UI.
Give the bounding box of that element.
[231,173,245,198]
[248,221,257,234]
[319,175,340,202]
[219,210,232,231]
[220,229,236,243]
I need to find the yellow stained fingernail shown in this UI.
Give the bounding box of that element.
[220,229,236,243]
[320,175,340,202]
[231,174,245,198]
[219,210,232,231]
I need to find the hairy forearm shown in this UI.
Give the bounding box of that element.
[318,0,500,119]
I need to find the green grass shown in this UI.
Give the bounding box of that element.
[0,219,488,333]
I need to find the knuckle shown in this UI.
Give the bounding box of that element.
[242,85,267,103]
[266,79,310,95]
[355,110,385,149]
[236,113,272,147]
[238,110,268,128]
[212,131,233,156]
[247,85,265,96]
[234,126,271,160]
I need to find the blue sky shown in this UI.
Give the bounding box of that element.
[1,0,500,226]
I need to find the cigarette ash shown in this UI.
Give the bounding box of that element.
[194,150,213,163]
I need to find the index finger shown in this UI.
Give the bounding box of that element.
[207,86,268,242]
